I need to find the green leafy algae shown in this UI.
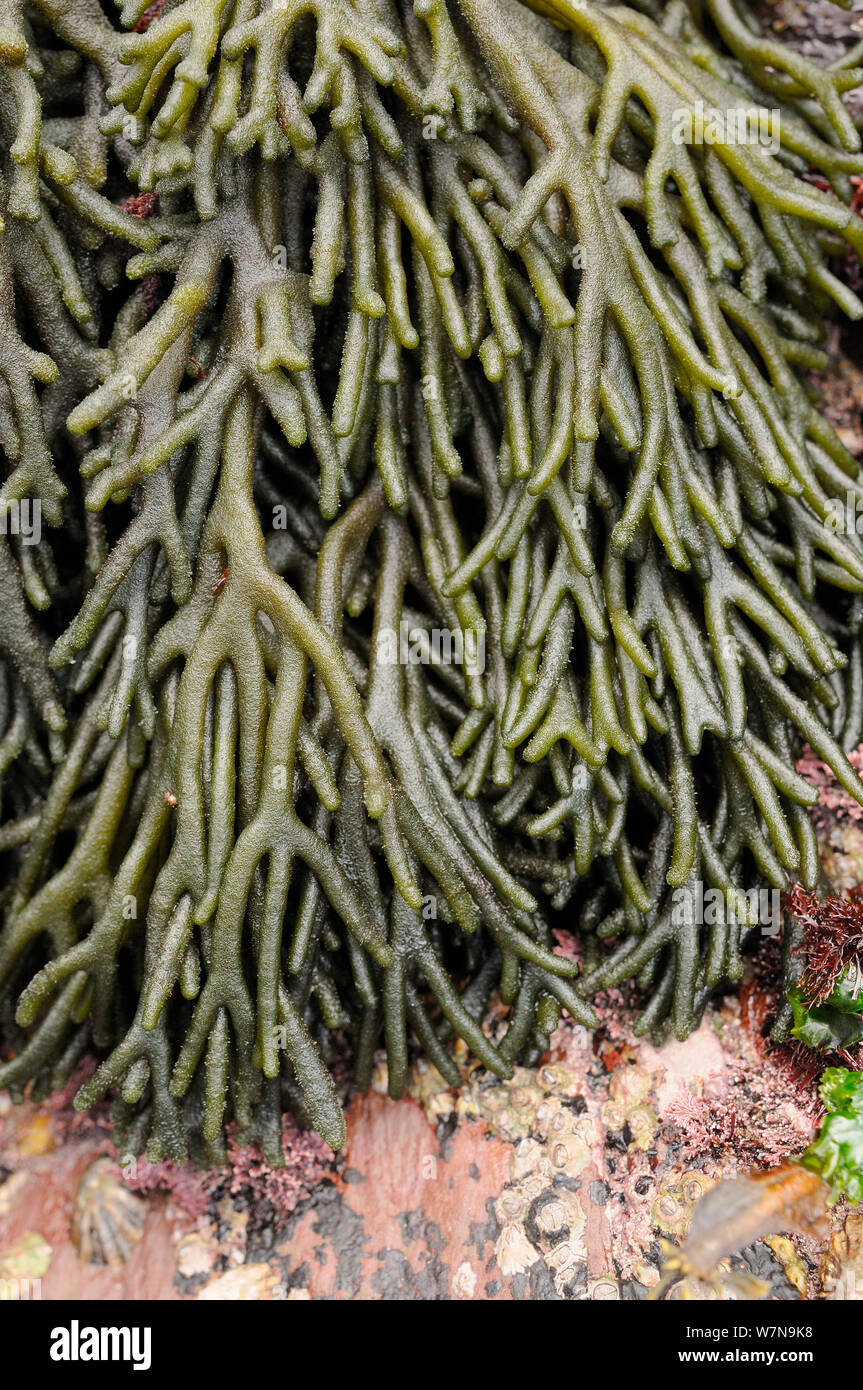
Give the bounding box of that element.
[800,1066,863,1203]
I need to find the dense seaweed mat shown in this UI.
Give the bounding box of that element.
[0,0,862,1163]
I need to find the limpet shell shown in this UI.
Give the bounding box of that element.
[72,1158,147,1267]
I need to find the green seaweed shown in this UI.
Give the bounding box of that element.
[0,0,861,1162]
[789,974,863,1054]
[799,1066,863,1204]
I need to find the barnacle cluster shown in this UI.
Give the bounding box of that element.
[0,0,862,1165]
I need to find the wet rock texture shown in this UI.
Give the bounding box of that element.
[0,1091,183,1300]
[0,978,850,1301]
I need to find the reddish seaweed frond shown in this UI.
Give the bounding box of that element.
[784,882,863,1007]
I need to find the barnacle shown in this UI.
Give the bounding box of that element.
[0,0,862,1164]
